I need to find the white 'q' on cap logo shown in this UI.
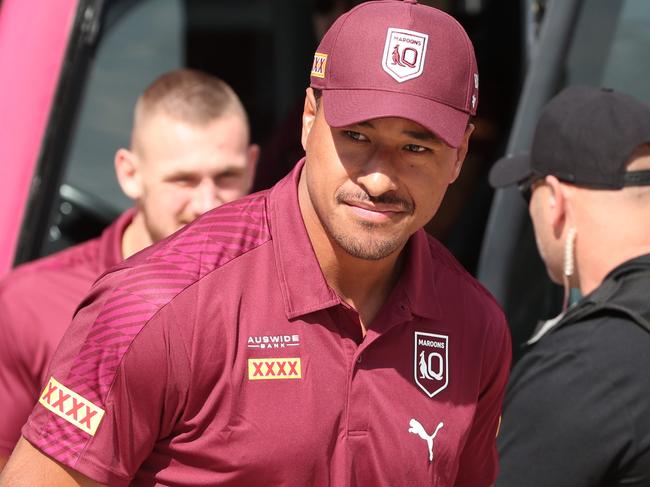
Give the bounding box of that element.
[382,28,429,83]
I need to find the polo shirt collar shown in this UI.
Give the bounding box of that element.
[269,159,441,321]
[397,229,442,321]
[269,159,341,319]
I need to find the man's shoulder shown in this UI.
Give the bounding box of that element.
[0,236,103,302]
[0,237,106,372]
[97,191,272,315]
[514,312,650,391]
[564,311,650,357]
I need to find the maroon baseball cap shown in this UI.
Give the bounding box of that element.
[310,0,479,148]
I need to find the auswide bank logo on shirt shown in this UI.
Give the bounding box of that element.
[247,334,300,350]
[248,358,302,380]
[39,377,105,436]
[414,332,449,398]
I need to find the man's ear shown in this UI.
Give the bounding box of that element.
[114,148,143,200]
[301,88,318,151]
[449,123,475,183]
[545,175,569,236]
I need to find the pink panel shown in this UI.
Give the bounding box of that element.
[0,0,79,277]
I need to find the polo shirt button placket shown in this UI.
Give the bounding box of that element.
[398,302,412,321]
[347,351,369,435]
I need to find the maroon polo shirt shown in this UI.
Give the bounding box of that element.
[23,161,511,486]
[0,210,132,457]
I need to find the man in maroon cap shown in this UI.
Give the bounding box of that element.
[1,2,510,486]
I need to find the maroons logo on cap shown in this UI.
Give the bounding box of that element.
[382,28,429,82]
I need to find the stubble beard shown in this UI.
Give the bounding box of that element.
[333,227,402,260]
[316,207,405,261]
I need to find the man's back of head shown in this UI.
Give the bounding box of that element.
[490,86,650,296]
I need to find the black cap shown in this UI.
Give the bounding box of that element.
[489,86,650,189]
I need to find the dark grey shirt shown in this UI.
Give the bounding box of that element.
[497,254,650,487]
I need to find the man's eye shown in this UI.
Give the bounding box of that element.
[170,177,198,187]
[216,172,242,184]
[404,144,428,153]
[345,130,368,142]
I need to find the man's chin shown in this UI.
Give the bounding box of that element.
[334,234,403,261]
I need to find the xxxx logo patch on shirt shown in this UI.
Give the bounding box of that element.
[39,377,105,436]
[248,358,302,380]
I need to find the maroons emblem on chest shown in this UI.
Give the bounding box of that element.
[414,332,449,397]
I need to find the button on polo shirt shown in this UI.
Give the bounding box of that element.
[23,160,511,487]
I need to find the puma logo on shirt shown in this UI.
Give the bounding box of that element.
[409,418,444,462]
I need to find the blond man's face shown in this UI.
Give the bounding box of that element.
[134,112,257,242]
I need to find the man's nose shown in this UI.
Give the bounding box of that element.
[355,147,399,197]
[190,180,221,217]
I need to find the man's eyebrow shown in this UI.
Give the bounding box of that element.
[354,121,438,142]
[164,170,198,180]
[403,130,438,142]
[165,166,244,179]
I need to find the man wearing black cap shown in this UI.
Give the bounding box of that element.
[490,85,650,486]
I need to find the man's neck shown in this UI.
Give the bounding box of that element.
[120,212,153,260]
[577,243,650,296]
[322,244,404,332]
[572,196,650,296]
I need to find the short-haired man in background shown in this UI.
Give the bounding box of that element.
[490,86,650,486]
[0,68,258,470]
[1,2,510,486]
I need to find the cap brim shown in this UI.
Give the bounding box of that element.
[488,153,533,188]
[322,89,470,148]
